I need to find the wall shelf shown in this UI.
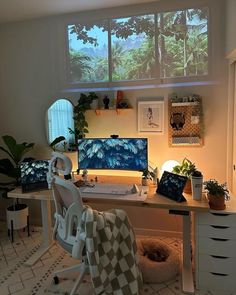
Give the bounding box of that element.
[89,108,133,115]
[171,102,199,107]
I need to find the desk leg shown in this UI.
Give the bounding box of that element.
[25,199,54,266]
[182,213,194,294]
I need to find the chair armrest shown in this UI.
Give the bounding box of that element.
[72,229,85,259]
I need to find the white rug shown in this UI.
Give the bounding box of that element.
[0,222,209,295]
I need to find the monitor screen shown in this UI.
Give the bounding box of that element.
[78,138,148,171]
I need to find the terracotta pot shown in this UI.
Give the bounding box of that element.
[208,194,225,210]
[142,178,151,186]
[183,179,192,194]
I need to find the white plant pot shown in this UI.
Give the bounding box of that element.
[191,176,203,200]
[7,204,28,230]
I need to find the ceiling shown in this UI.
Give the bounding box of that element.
[0,0,157,24]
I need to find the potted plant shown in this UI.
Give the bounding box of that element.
[69,93,93,142]
[172,158,197,194]
[141,168,155,186]
[0,135,34,241]
[203,179,230,210]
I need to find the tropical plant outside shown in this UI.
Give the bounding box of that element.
[67,8,208,83]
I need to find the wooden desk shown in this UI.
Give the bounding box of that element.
[8,185,212,294]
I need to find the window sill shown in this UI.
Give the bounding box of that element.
[61,80,218,93]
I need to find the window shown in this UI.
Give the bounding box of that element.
[68,21,108,82]
[158,8,208,78]
[111,15,155,81]
[66,7,208,85]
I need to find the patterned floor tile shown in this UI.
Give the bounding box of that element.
[0,221,218,295]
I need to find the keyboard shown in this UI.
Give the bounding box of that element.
[82,184,130,195]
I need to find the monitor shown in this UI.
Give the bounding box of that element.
[78,138,148,171]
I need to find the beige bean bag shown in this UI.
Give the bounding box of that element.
[137,238,180,283]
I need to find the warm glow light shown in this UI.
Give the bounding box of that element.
[64,151,78,172]
[160,160,180,177]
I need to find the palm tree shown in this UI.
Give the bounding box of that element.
[126,38,155,79]
[69,51,92,82]
[111,42,126,80]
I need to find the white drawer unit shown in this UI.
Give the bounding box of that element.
[195,211,236,294]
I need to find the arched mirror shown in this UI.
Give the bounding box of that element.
[46,98,75,150]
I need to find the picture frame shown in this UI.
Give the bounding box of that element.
[138,100,164,133]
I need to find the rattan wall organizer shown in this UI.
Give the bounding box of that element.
[168,95,204,147]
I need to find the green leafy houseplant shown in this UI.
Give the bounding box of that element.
[69,92,98,141]
[204,179,230,210]
[141,168,155,186]
[172,158,197,177]
[0,135,34,197]
[172,158,198,194]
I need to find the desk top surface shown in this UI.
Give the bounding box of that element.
[8,185,236,213]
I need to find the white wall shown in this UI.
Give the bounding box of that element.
[0,0,228,235]
[226,0,236,57]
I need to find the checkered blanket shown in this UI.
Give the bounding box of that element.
[79,206,143,295]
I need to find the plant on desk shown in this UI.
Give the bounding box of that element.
[0,135,34,241]
[172,158,198,194]
[141,168,155,186]
[204,179,230,210]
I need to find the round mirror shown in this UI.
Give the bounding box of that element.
[46,98,75,150]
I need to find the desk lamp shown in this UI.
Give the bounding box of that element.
[160,160,180,177]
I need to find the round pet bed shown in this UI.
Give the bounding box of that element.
[137,238,180,283]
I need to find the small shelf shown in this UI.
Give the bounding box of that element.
[171,102,199,107]
[90,108,133,115]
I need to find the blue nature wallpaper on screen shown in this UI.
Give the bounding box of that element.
[78,138,148,171]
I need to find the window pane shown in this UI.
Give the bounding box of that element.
[67,21,108,83]
[111,15,155,81]
[158,8,208,78]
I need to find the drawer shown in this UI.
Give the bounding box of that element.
[198,224,236,239]
[198,271,236,292]
[197,212,236,226]
[199,254,236,274]
[198,237,236,257]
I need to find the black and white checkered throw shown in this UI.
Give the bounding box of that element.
[79,206,143,295]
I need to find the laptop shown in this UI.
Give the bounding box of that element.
[21,160,49,193]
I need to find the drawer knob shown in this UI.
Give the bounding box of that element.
[211,255,228,259]
[210,272,228,277]
[211,213,230,217]
[211,225,229,229]
[210,238,229,241]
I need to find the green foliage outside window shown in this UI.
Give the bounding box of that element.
[67,7,208,83]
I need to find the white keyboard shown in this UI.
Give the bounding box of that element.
[83,185,128,195]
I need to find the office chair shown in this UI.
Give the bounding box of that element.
[47,152,89,295]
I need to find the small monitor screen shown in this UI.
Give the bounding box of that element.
[78,138,148,171]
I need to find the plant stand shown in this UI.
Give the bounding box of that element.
[6,204,29,243]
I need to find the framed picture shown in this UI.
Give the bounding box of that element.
[138,101,164,133]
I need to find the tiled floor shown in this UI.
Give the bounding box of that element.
[0,222,214,295]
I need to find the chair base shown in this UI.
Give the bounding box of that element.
[53,261,89,295]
